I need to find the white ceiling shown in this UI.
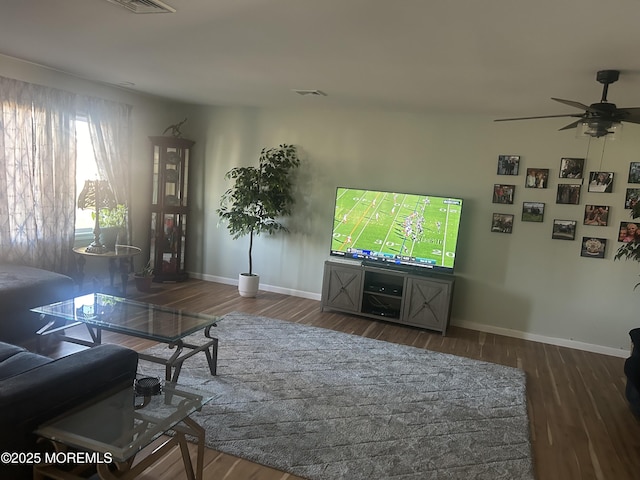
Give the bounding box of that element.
[3,0,640,120]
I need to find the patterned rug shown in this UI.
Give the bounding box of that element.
[140,312,534,480]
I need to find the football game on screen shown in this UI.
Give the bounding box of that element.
[331,188,462,269]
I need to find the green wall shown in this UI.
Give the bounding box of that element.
[193,105,640,355]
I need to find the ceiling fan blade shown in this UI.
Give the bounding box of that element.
[495,113,582,122]
[551,98,590,110]
[559,120,582,131]
[617,107,640,124]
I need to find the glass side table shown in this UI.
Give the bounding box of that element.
[73,245,142,296]
[34,380,213,480]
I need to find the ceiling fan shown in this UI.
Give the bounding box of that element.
[495,70,640,137]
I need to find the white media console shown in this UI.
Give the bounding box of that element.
[321,260,455,335]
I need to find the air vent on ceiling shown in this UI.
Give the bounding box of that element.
[105,0,176,14]
[293,89,327,97]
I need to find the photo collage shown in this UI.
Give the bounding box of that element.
[492,155,640,259]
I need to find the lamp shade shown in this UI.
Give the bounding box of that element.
[77,180,116,210]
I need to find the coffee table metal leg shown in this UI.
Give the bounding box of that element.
[177,432,195,480]
[35,315,57,353]
[204,325,219,376]
[36,315,90,353]
[167,340,184,382]
[37,423,202,480]
[204,337,218,376]
[138,334,219,383]
[95,438,175,480]
[170,362,183,384]
[85,324,102,345]
[176,416,205,480]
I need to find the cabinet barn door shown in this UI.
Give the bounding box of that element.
[323,265,363,312]
[404,278,451,331]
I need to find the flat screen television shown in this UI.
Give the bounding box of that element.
[330,187,463,274]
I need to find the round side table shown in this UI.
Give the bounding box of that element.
[73,245,142,296]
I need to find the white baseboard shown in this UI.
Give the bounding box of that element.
[187,273,628,358]
[189,272,322,301]
[454,320,629,358]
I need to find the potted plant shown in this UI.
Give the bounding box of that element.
[217,144,301,297]
[615,201,640,283]
[94,204,127,251]
[133,260,154,292]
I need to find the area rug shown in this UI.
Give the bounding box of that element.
[139,312,534,480]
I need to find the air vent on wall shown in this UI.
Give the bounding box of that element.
[105,0,176,14]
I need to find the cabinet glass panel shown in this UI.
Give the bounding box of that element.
[164,147,181,206]
[149,212,158,271]
[182,150,189,207]
[158,213,187,275]
[152,147,160,205]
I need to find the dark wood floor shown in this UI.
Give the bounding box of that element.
[37,279,640,480]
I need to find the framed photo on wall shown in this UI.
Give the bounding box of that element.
[556,184,581,204]
[522,202,545,222]
[491,213,514,233]
[583,205,609,226]
[497,155,520,175]
[625,188,640,209]
[492,184,515,204]
[559,157,585,178]
[588,171,614,193]
[525,168,549,188]
[580,237,606,258]
[629,162,640,183]
[618,221,640,243]
[552,219,576,240]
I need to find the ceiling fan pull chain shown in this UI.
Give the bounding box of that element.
[599,136,607,170]
[585,135,592,165]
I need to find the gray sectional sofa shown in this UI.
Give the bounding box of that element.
[625,328,640,417]
[0,263,138,478]
[0,264,75,341]
[0,341,138,479]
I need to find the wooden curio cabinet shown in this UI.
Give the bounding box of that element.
[148,136,194,282]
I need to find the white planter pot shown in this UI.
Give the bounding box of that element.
[238,273,259,297]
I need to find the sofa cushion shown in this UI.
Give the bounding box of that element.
[0,344,138,427]
[0,264,75,341]
[0,342,27,362]
[0,342,53,381]
[0,264,74,311]
[0,351,51,381]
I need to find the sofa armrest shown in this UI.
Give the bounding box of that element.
[0,344,138,431]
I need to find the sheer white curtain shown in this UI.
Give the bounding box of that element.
[83,97,133,244]
[0,76,77,273]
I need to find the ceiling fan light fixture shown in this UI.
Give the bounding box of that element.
[576,119,622,139]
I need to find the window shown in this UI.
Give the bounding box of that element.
[75,118,100,234]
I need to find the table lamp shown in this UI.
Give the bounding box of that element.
[78,179,116,253]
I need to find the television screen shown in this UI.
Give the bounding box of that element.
[330,187,463,273]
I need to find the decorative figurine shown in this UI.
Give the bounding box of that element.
[163,117,187,137]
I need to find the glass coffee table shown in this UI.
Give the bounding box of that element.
[34,380,213,480]
[32,293,221,382]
